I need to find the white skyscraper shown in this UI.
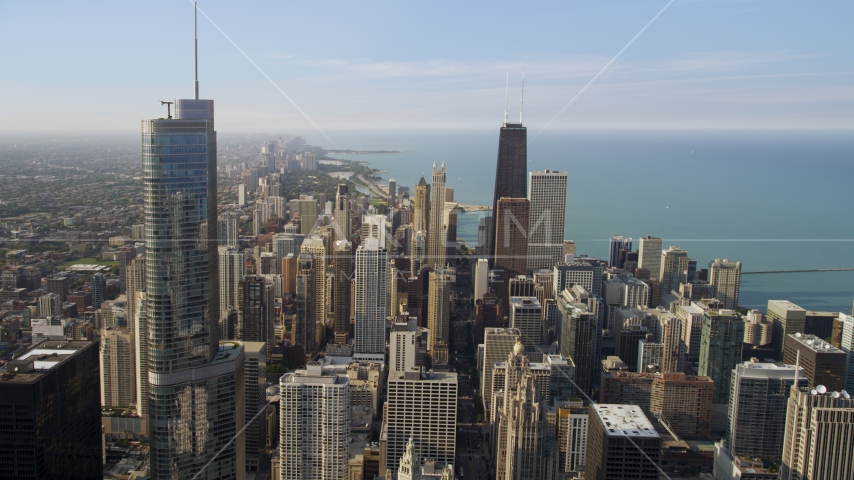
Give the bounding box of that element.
[657,312,685,373]
[481,327,523,416]
[100,328,136,408]
[677,303,706,363]
[497,372,545,480]
[38,293,62,318]
[218,212,239,247]
[780,385,854,480]
[279,362,350,480]
[254,198,269,230]
[527,170,568,271]
[840,314,854,392]
[638,236,663,279]
[384,368,458,473]
[474,257,489,301]
[708,259,742,310]
[218,245,244,322]
[659,245,689,300]
[602,273,649,331]
[552,262,594,298]
[362,214,388,246]
[510,296,542,347]
[390,320,424,374]
[354,238,388,361]
[267,195,286,220]
[558,402,589,475]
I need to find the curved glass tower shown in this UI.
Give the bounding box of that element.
[143,99,219,370]
[143,99,244,479]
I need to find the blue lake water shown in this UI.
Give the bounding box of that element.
[323,128,854,313]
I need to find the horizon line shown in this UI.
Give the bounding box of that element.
[2,125,854,137]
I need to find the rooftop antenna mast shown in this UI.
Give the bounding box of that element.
[194,2,199,100]
[519,70,525,124]
[503,73,509,126]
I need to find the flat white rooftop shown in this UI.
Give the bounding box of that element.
[788,333,845,353]
[679,304,704,315]
[593,404,660,438]
[768,299,805,312]
[65,264,110,272]
[735,361,806,379]
[18,347,80,370]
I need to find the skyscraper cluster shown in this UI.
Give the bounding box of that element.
[5,17,854,480]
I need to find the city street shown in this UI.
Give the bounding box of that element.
[450,265,491,478]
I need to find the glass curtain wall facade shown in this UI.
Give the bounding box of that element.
[143,99,243,479]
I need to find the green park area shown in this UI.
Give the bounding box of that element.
[62,257,119,267]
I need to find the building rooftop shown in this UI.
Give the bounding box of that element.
[284,362,350,385]
[768,299,805,312]
[679,304,705,315]
[546,354,574,367]
[593,404,660,438]
[242,342,267,355]
[510,296,541,308]
[484,327,522,336]
[351,406,374,430]
[391,320,420,333]
[213,341,245,363]
[706,308,737,317]
[1,340,93,383]
[390,368,457,383]
[65,264,110,272]
[735,361,806,379]
[805,310,839,316]
[787,333,845,354]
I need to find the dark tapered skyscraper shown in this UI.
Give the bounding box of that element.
[333,240,353,344]
[490,120,527,258]
[238,275,267,343]
[295,251,317,360]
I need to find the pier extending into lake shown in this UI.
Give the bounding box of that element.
[742,268,854,275]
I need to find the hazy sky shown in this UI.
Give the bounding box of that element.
[1,0,852,134]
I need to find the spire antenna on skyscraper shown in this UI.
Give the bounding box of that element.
[504,73,509,126]
[519,70,524,124]
[194,2,199,100]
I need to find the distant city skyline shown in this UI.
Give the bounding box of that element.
[4,2,854,478]
[1,1,853,133]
